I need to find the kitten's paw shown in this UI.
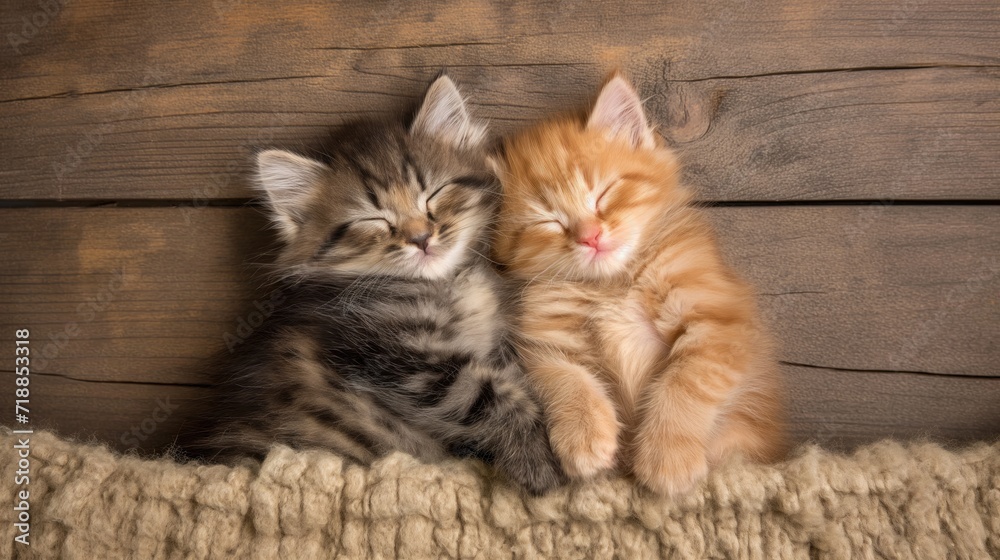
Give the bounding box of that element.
[511,446,567,496]
[549,400,619,479]
[497,420,568,495]
[632,435,709,496]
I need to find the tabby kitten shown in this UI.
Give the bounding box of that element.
[492,75,785,495]
[201,76,564,495]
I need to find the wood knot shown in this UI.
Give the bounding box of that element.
[660,83,720,145]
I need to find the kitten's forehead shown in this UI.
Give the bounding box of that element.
[330,124,407,184]
[330,123,480,201]
[525,160,609,217]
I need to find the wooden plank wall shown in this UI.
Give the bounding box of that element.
[1,1,997,455]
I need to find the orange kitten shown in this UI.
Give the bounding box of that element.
[493,75,785,495]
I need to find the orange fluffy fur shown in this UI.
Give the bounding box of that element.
[493,75,785,495]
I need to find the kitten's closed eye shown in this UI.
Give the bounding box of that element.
[357,217,395,232]
[534,219,566,233]
[253,91,496,280]
[317,223,352,256]
[496,150,664,280]
[424,183,451,220]
[425,183,450,203]
[593,181,619,214]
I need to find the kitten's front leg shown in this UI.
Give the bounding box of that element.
[518,286,620,479]
[444,358,566,495]
[526,352,620,479]
[632,310,752,496]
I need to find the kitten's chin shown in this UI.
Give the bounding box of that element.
[578,252,630,280]
[406,244,466,281]
[573,239,635,280]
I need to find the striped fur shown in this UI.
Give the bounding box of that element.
[197,76,563,495]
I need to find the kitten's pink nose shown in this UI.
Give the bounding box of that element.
[409,232,431,252]
[577,222,604,250]
[402,218,433,253]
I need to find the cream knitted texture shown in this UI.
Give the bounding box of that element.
[1,430,997,559]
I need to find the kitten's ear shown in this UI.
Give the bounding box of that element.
[586,75,656,150]
[411,75,486,148]
[254,149,327,240]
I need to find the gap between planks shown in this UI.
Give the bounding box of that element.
[2,63,999,106]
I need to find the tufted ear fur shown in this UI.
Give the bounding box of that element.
[586,75,656,150]
[254,149,328,241]
[411,75,486,149]
[486,150,507,184]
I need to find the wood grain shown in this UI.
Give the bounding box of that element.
[783,365,1000,448]
[663,68,1000,201]
[2,373,209,454]
[708,205,1000,376]
[0,208,271,385]
[0,206,995,387]
[4,1,997,95]
[0,1,997,201]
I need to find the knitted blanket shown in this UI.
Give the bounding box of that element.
[1,430,997,559]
